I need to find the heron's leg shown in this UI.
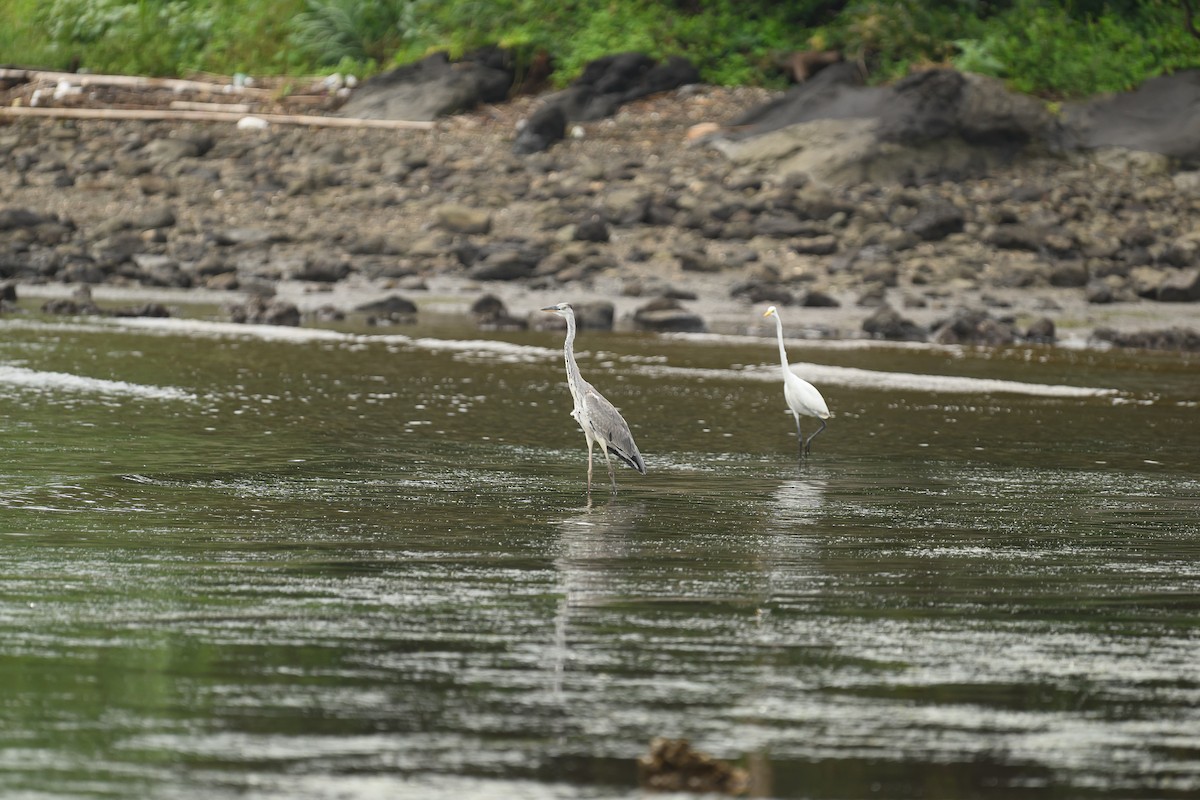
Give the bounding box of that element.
[585,436,595,492]
[602,449,617,493]
[804,418,827,455]
[794,414,805,460]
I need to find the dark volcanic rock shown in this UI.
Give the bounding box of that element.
[111,302,172,318]
[907,202,965,241]
[552,53,701,122]
[338,49,514,121]
[572,216,611,243]
[470,293,526,329]
[292,257,351,283]
[862,303,925,341]
[357,294,417,324]
[1156,268,1200,302]
[985,224,1044,252]
[731,280,795,306]
[227,296,301,326]
[1024,316,1057,343]
[1092,326,1200,351]
[513,103,568,155]
[573,300,615,330]
[0,207,53,231]
[800,288,841,308]
[633,297,706,332]
[725,62,873,136]
[41,286,101,316]
[1064,70,1200,162]
[931,308,1019,346]
[466,247,542,280]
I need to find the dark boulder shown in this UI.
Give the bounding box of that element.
[633,297,706,332]
[573,301,615,330]
[357,294,417,324]
[227,296,301,326]
[291,257,351,283]
[572,216,611,243]
[931,308,1019,346]
[470,293,526,329]
[731,280,795,306]
[907,202,965,241]
[515,53,699,152]
[554,53,700,121]
[1092,326,1200,351]
[862,303,925,341]
[1064,70,1200,162]
[466,247,543,281]
[1156,268,1200,302]
[513,103,567,155]
[111,303,172,318]
[338,48,514,121]
[1024,317,1057,343]
[0,207,53,231]
[725,61,874,136]
[41,286,101,316]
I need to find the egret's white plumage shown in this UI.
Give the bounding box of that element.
[542,302,646,492]
[763,305,830,458]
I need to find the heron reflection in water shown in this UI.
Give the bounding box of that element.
[542,302,646,493]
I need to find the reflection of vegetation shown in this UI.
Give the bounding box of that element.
[2,0,1197,97]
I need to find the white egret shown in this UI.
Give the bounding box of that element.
[763,305,831,458]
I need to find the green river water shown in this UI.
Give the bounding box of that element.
[1,310,1197,799]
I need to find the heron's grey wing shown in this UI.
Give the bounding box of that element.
[581,383,647,475]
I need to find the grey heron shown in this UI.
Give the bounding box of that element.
[763,305,830,458]
[542,302,646,492]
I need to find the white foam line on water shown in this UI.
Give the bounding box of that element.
[93,316,559,362]
[97,316,366,343]
[637,363,1118,398]
[4,317,1116,397]
[88,317,557,359]
[664,331,940,351]
[0,365,195,401]
[410,337,558,361]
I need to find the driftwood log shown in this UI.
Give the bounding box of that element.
[0,105,434,130]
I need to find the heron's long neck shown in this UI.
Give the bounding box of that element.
[773,314,790,370]
[563,312,585,398]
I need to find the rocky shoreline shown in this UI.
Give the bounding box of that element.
[2,79,1199,351]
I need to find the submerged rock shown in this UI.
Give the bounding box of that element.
[637,737,749,796]
[226,296,300,326]
[633,297,706,332]
[1092,326,1200,351]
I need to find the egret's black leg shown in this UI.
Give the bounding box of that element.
[794,415,805,461]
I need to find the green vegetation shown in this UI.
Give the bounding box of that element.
[0,0,1196,98]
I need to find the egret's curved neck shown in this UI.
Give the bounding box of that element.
[772,313,790,369]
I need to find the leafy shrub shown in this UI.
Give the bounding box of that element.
[31,0,308,76]
[288,0,411,68]
[950,0,1198,97]
[816,0,987,80]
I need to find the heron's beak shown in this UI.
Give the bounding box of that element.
[762,309,774,318]
[540,305,557,313]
